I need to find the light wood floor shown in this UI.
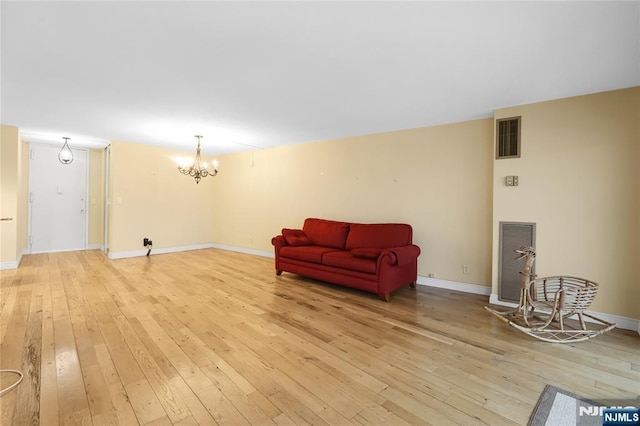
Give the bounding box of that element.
[1,249,638,425]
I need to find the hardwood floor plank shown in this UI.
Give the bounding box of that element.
[189,381,250,425]
[94,343,145,425]
[352,405,414,426]
[83,363,115,416]
[13,290,42,425]
[248,390,283,420]
[168,375,218,425]
[201,364,275,425]
[0,286,31,424]
[1,249,637,425]
[268,389,329,425]
[54,317,92,425]
[124,379,167,424]
[40,262,60,426]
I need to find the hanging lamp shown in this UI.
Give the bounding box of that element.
[58,137,73,164]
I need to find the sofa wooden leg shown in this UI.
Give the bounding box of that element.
[409,281,417,289]
[276,270,282,276]
[379,293,390,302]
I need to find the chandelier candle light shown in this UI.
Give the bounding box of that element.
[58,137,73,164]
[178,135,219,184]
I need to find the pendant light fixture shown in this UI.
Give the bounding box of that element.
[178,135,219,184]
[58,137,73,164]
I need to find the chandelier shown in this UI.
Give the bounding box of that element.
[58,137,73,164]
[178,135,218,184]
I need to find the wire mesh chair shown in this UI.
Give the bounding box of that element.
[485,247,616,343]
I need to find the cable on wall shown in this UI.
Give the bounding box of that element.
[0,369,24,396]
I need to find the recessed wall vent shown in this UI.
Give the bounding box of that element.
[496,116,521,159]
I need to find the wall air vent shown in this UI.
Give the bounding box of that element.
[496,116,521,159]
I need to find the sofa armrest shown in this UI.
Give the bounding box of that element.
[380,245,421,267]
[272,235,287,249]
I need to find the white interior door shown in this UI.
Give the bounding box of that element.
[29,143,88,253]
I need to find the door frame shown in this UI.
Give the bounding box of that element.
[28,142,90,254]
[103,144,111,254]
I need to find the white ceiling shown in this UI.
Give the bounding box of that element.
[2,1,639,154]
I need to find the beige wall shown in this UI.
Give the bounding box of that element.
[212,119,495,286]
[108,140,216,254]
[0,125,28,265]
[88,148,105,247]
[492,87,640,319]
[1,125,19,263]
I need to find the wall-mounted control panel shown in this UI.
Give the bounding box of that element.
[505,176,519,186]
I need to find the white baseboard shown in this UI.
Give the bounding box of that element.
[87,244,104,251]
[417,276,491,295]
[0,248,28,270]
[210,243,274,259]
[108,243,214,260]
[0,260,20,270]
[489,293,640,333]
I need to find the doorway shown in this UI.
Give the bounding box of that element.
[29,143,88,253]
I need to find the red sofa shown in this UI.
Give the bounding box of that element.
[271,218,421,301]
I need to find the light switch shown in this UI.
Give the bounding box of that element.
[505,176,519,186]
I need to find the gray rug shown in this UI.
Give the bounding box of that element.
[528,385,603,426]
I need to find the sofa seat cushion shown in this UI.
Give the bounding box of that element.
[280,246,340,264]
[322,251,377,274]
[345,223,412,250]
[351,247,382,259]
[303,218,350,249]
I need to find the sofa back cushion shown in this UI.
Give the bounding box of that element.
[303,218,350,249]
[345,223,413,249]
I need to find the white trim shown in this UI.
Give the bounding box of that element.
[489,293,640,333]
[417,276,491,295]
[20,132,109,149]
[0,260,20,270]
[87,244,104,251]
[0,248,28,270]
[84,148,89,251]
[103,145,110,254]
[210,243,274,259]
[30,247,88,255]
[108,243,214,260]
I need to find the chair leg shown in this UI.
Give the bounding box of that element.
[578,313,587,330]
[409,281,416,289]
[276,270,282,276]
[379,293,390,302]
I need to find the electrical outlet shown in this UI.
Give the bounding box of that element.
[143,238,149,246]
[462,264,470,274]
